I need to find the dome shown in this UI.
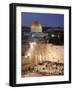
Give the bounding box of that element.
[31,21,42,32]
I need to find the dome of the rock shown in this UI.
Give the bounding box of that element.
[31,21,42,32]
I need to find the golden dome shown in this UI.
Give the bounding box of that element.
[31,21,42,32]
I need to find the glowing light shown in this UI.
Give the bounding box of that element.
[30,42,36,48]
[25,52,31,58]
[32,34,34,37]
[51,34,55,37]
[24,55,28,58]
[24,42,36,59]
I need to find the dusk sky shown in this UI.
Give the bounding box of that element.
[21,12,64,27]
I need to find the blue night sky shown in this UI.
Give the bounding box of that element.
[21,12,64,27]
